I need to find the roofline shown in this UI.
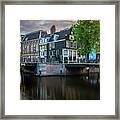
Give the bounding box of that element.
[22,29,47,35]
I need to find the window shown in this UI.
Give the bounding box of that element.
[69,35,74,40]
[69,50,72,56]
[40,45,42,50]
[27,56,30,62]
[24,44,27,53]
[31,56,33,62]
[31,43,33,53]
[40,51,44,56]
[66,41,69,48]
[33,43,36,53]
[73,51,76,56]
[64,50,68,56]
[43,51,44,56]
[46,38,49,42]
[40,38,44,43]
[42,45,44,50]
[21,43,23,53]
[49,43,52,50]
[49,42,55,50]
[20,57,23,62]
[44,45,47,50]
[52,43,55,49]
[49,51,52,56]
[35,57,38,62]
[54,34,59,41]
[52,50,55,56]
[70,42,73,48]
[44,50,47,56]
[73,42,77,48]
[29,56,31,62]
[27,44,29,53]
[36,44,38,53]
[25,37,28,41]
[56,49,59,56]
[40,39,42,43]
[64,57,68,63]
[41,38,44,43]
[29,44,31,53]
[44,38,46,43]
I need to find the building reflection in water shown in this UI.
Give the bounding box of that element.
[20,74,100,100]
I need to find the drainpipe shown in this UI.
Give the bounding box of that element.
[68,49,69,64]
[72,50,73,63]
[63,49,64,63]
[76,50,77,63]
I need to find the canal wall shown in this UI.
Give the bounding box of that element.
[36,63,66,76]
[21,63,99,76]
[36,63,100,76]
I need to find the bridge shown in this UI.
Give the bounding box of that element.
[65,63,100,68]
[64,63,100,76]
[20,62,100,76]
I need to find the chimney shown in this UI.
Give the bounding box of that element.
[50,25,56,34]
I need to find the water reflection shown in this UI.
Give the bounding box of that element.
[20,74,100,100]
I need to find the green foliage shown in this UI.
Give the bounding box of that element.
[72,20,100,56]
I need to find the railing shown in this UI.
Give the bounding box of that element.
[20,61,100,65]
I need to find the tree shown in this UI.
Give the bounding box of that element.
[72,20,100,61]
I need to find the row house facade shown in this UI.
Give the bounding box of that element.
[39,27,78,64]
[20,26,78,64]
[20,30,47,63]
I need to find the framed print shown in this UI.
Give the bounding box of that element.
[0,0,119,119]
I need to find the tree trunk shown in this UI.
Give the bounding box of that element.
[87,53,89,63]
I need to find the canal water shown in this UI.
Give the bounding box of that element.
[20,74,100,100]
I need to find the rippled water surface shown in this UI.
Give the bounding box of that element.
[20,74,100,100]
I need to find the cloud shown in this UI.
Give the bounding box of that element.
[20,20,76,35]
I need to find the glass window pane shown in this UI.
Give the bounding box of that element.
[64,50,68,56]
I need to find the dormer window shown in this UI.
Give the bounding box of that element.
[46,37,50,42]
[25,37,28,41]
[40,38,45,43]
[53,34,59,41]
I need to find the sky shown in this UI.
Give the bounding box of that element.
[20,20,76,35]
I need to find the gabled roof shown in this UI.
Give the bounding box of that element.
[56,28,71,39]
[21,27,72,42]
[48,28,71,42]
[22,30,40,41]
[44,34,51,38]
